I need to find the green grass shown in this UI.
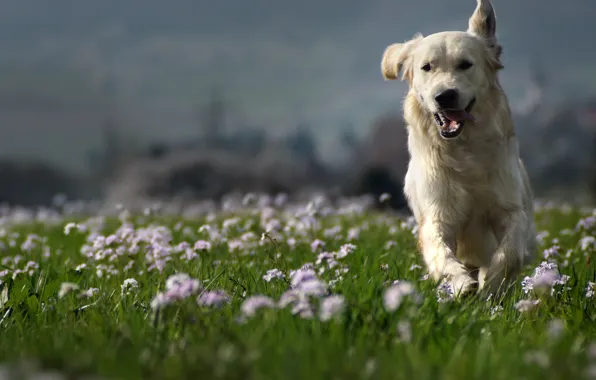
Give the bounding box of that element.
[0,201,594,380]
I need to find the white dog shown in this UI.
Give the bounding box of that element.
[381,0,536,296]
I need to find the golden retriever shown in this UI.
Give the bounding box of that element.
[381,0,536,296]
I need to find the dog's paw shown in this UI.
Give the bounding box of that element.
[447,273,478,297]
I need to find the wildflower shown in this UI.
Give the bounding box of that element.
[241,295,276,317]
[165,273,195,291]
[263,269,285,282]
[347,227,360,241]
[542,245,560,260]
[58,282,79,298]
[193,240,212,251]
[121,278,139,295]
[311,239,325,252]
[319,295,345,321]
[384,281,417,311]
[278,290,313,318]
[150,293,171,310]
[586,282,595,298]
[521,261,569,296]
[296,278,328,297]
[289,268,318,288]
[515,299,540,313]
[436,282,454,303]
[197,290,230,308]
[337,243,356,258]
[80,288,99,298]
[580,236,596,251]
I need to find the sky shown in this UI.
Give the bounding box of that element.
[0,0,594,172]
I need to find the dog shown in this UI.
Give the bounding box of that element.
[381,0,536,296]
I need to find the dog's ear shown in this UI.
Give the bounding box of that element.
[467,0,502,60]
[381,34,423,81]
[467,0,496,41]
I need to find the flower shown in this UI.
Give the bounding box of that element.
[263,269,285,282]
[436,282,454,303]
[80,288,99,298]
[586,282,596,298]
[515,299,540,313]
[521,261,569,296]
[121,278,139,295]
[197,290,230,308]
[319,295,345,321]
[384,281,417,312]
[311,239,325,252]
[241,295,276,317]
[336,244,356,259]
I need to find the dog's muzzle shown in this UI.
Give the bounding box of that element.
[433,98,476,139]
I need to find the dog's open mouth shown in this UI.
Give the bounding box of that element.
[433,98,476,139]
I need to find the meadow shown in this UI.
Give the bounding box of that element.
[0,194,594,380]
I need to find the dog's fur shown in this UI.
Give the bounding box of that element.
[381,0,536,296]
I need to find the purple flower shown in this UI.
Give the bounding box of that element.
[579,236,596,251]
[241,295,276,317]
[337,244,356,258]
[319,295,345,321]
[197,290,230,308]
[263,269,285,282]
[311,239,325,252]
[436,282,454,303]
[289,268,318,288]
[521,261,569,296]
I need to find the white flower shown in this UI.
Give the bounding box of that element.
[121,278,139,295]
[263,269,285,282]
[80,288,99,298]
[515,299,540,313]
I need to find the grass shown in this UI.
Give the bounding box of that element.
[0,197,594,380]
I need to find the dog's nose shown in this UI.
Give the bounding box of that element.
[434,89,459,109]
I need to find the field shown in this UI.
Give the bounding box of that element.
[0,195,594,380]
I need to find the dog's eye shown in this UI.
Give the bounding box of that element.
[421,63,431,72]
[457,60,473,70]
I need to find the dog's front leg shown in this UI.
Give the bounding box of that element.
[480,210,527,295]
[419,218,477,296]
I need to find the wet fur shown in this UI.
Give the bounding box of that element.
[381,0,536,296]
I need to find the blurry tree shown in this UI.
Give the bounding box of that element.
[198,86,228,147]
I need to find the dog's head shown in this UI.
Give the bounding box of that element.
[381,0,503,140]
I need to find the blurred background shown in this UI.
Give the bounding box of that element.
[0,0,595,210]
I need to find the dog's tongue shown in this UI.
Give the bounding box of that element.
[443,110,474,123]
